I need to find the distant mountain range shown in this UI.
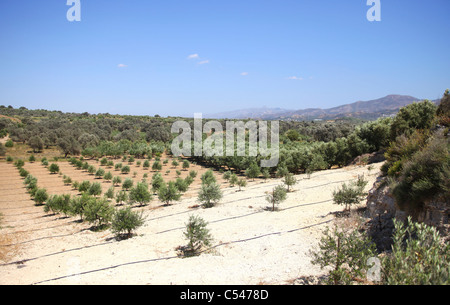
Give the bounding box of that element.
[205,95,440,121]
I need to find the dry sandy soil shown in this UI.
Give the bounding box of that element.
[0,159,382,285]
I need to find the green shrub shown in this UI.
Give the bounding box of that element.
[5,139,13,148]
[111,207,144,239]
[95,168,105,179]
[201,170,216,186]
[44,194,71,216]
[198,182,222,208]
[382,217,450,285]
[282,173,297,192]
[265,185,287,211]
[391,133,450,214]
[88,182,102,197]
[14,159,24,168]
[129,182,152,206]
[332,176,368,213]
[49,163,60,174]
[122,178,133,191]
[121,165,130,174]
[34,188,49,206]
[158,181,181,205]
[310,225,377,285]
[177,215,213,257]
[84,198,114,229]
[174,177,189,193]
[390,100,437,141]
[78,180,91,193]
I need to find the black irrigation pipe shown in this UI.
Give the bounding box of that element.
[0,240,115,268]
[30,218,334,285]
[155,198,333,235]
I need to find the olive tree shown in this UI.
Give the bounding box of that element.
[129,182,152,207]
[198,182,223,208]
[265,185,287,211]
[111,207,145,239]
[177,215,213,257]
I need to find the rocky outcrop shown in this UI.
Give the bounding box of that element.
[364,176,449,251]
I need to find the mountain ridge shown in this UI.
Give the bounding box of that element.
[205,94,439,121]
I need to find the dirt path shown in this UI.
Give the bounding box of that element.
[0,161,383,285]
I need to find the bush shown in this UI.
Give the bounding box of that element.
[390,133,450,215]
[19,167,29,178]
[129,182,152,206]
[198,182,223,208]
[265,185,287,211]
[115,190,128,205]
[78,180,91,193]
[95,168,105,179]
[332,176,368,213]
[44,194,71,216]
[34,188,49,206]
[201,170,216,186]
[282,173,297,192]
[236,178,247,191]
[310,224,377,285]
[14,159,24,168]
[5,139,13,148]
[245,162,260,181]
[382,217,449,285]
[87,165,96,175]
[152,161,162,171]
[69,193,94,221]
[111,207,144,239]
[103,171,113,182]
[158,181,181,205]
[182,160,190,170]
[143,160,150,169]
[88,182,102,197]
[189,170,197,179]
[104,186,115,200]
[112,175,122,186]
[49,163,60,174]
[177,215,213,257]
[390,100,437,141]
[84,198,114,229]
[121,165,130,174]
[122,178,134,191]
[174,177,189,193]
[151,173,164,192]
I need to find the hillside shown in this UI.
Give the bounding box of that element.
[206,95,439,121]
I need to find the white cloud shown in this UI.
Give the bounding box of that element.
[117,64,128,68]
[198,60,210,65]
[240,72,249,76]
[286,76,303,80]
[187,54,199,60]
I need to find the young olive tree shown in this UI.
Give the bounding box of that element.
[158,181,181,206]
[198,182,223,208]
[282,173,297,192]
[129,182,152,207]
[111,207,145,239]
[177,215,213,257]
[332,176,368,213]
[265,185,287,211]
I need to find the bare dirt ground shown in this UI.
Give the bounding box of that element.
[0,159,382,285]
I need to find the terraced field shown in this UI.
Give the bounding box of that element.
[0,158,382,285]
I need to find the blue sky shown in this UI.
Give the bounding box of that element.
[0,0,449,116]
